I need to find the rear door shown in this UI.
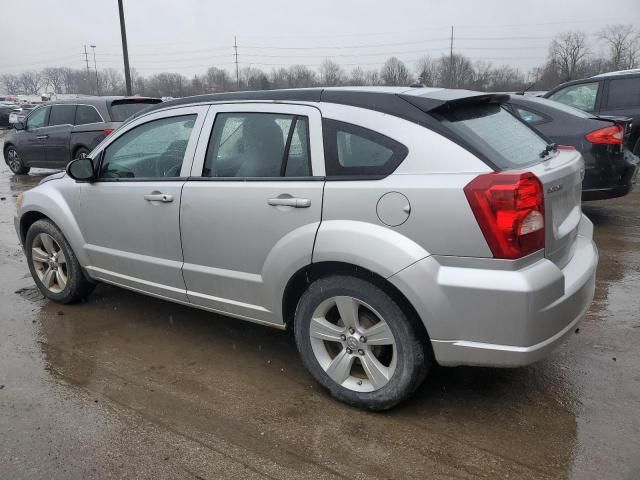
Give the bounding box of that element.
[44,104,76,166]
[19,105,50,166]
[180,103,325,324]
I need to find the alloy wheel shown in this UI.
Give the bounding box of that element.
[309,296,397,392]
[7,148,22,172]
[31,233,68,293]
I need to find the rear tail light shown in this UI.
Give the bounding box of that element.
[103,129,113,136]
[585,125,624,144]
[464,172,545,259]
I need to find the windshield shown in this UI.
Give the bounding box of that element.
[438,103,549,170]
[108,99,161,122]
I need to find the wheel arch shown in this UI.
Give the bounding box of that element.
[281,261,431,345]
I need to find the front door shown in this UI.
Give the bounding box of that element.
[19,105,50,166]
[78,106,208,301]
[180,103,325,324]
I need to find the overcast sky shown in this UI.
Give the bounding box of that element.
[1,0,639,78]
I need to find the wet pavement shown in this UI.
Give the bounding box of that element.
[0,129,639,479]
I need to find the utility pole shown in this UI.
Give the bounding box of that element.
[83,45,91,93]
[449,25,454,88]
[118,0,132,95]
[90,45,100,95]
[234,36,240,90]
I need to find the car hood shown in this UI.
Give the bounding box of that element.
[38,171,67,185]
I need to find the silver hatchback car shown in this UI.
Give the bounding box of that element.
[14,87,598,410]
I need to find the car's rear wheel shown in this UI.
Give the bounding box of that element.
[25,219,95,304]
[294,275,429,410]
[5,146,30,174]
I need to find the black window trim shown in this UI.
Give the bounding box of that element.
[322,118,409,179]
[200,111,314,180]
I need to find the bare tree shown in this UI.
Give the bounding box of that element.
[549,31,591,81]
[436,53,474,88]
[100,68,125,95]
[286,65,316,88]
[270,68,289,89]
[381,57,411,86]
[319,59,344,86]
[1,74,21,94]
[415,56,438,86]
[42,67,67,94]
[364,69,382,86]
[599,24,640,70]
[204,67,231,92]
[347,67,365,86]
[18,71,43,95]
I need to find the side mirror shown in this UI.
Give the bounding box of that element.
[13,122,24,131]
[66,158,95,182]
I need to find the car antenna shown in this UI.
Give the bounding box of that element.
[515,81,536,96]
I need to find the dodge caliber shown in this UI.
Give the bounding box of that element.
[14,87,598,410]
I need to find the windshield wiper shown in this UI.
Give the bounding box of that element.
[539,143,558,159]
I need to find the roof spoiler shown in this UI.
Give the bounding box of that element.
[399,91,509,114]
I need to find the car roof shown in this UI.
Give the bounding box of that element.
[45,96,158,106]
[592,68,640,78]
[139,86,506,123]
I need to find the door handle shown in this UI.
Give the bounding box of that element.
[36,135,49,140]
[267,197,311,208]
[144,193,173,203]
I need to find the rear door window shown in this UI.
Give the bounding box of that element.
[606,78,640,109]
[75,105,103,125]
[323,119,408,177]
[203,112,311,178]
[49,104,76,126]
[438,103,549,170]
[108,99,161,122]
[547,82,599,112]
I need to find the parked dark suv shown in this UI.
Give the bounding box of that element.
[3,97,161,174]
[544,69,640,156]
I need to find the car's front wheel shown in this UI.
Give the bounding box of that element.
[25,219,95,303]
[5,146,30,175]
[294,275,429,410]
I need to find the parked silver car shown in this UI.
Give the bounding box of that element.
[14,87,598,410]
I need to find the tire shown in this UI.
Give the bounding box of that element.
[25,219,95,304]
[4,145,30,174]
[294,275,429,411]
[74,147,90,160]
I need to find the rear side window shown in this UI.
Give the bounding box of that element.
[438,104,549,170]
[203,112,311,178]
[108,99,161,122]
[606,78,640,109]
[75,105,102,125]
[514,107,547,125]
[49,104,76,126]
[323,119,408,177]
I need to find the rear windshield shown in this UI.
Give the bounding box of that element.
[438,103,549,170]
[108,99,161,122]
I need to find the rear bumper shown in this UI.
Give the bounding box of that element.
[582,150,638,201]
[390,214,598,367]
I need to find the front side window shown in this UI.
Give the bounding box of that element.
[26,106,49,129]
[606,78,640,109]
[323,119,408,177]
[75,105,102,125]
[548,82,599,112]
[203,112,310,178]
[49,104,76,126]
[98,114,196,179]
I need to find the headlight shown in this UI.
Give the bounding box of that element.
[16,193,23,210]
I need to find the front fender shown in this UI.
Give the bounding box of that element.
[312,220,430,279]
[18,179,89,267]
